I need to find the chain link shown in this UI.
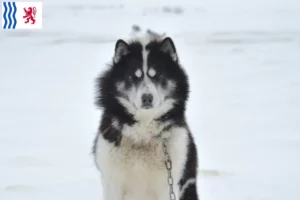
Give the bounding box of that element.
[161,138,176,200]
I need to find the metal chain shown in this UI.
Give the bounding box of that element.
[161,138,176,200]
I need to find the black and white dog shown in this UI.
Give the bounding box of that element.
[93,33,199,200]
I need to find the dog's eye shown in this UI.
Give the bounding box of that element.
[148,68,156,78]
[134,69,142,78]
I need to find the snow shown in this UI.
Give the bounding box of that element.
[1,0,300,199]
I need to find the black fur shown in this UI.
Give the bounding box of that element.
[92,36,199,200]
[146,40,189,124]
[179,132,199,200]
[94,38,190,142]
[181,183,199,200]
[95,41,144,126]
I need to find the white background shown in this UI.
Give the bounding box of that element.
[15,2,42,29]
[0,0,300,199]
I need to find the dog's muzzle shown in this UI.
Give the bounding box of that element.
[141,93,153,109]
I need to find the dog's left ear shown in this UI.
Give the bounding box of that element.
[160,37,178,62]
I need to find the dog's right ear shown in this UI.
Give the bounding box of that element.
[113,39,129,63]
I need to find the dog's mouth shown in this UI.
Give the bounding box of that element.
[141,105,152,109]
[118,93,175,119]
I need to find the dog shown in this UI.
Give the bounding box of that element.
[92,32,199,200]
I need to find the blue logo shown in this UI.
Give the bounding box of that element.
[2,2,17,29]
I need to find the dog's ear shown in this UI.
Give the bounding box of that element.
[160,37,178,62]
[114,39,129,63]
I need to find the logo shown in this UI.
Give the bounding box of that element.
[23,7,36,24]
[2,2,42,29]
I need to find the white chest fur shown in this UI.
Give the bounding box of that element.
[95,127,189,200]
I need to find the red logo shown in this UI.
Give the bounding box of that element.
[23,7,37,24]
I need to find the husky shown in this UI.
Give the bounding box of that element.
[92,32,199,200]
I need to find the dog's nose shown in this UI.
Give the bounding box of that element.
[141,93,153,108]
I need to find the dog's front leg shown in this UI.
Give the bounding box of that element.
[102,178,124,200]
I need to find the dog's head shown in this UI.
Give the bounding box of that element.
[96,35,189,123]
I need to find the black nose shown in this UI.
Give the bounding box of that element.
[141,93,153,108]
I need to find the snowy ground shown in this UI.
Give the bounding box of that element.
[1,0,300,199]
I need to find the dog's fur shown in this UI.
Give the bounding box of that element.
[93,33,199,200]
